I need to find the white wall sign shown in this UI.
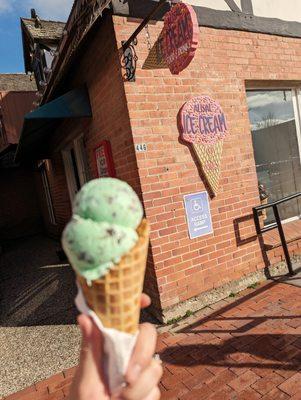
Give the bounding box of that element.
[184,191,214,239]
[135,143,147,152]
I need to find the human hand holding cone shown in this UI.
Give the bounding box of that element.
[180,96,228,196]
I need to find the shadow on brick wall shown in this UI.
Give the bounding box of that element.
[233,213,272,279]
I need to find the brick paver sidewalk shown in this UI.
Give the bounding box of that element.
[3,279,301,399]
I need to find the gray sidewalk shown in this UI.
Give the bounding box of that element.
[0,235,81,396]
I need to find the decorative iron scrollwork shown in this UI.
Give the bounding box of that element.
[121,39,138,82]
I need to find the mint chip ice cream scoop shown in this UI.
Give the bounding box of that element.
[62,178,143,281]
[73,178,143,229]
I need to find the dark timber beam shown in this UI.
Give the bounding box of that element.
[224,0,241,13]
[241,0,254,14]
[195,7,301,38]
[122,0,167,50]
[111,0,301,39]
[111,0,170,20]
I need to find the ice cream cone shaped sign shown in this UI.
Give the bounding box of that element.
[179,96,229,196]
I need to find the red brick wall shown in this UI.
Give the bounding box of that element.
[0,91,36,148]
[114,17,301,314]
[38,14,301,320]
[40,14,162,311]
[0,166,42,240]
[45,13,143,210]
[47,13,141,198]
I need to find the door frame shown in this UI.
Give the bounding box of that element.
[62,135,89,203]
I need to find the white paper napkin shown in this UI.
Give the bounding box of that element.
[75,285,138,393]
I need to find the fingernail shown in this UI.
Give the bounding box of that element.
[128,364,142,382]
[154,353,162,364]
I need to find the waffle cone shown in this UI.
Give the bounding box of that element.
[193,141,223,196]
[77,219,150,334]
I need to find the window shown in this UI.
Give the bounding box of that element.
[32,44,56,89]
[44,49,54,69]
[32,44,46,89]
[247,89,301,224]
[39,162,56,225]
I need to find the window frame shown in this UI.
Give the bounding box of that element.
[246,86,301,224]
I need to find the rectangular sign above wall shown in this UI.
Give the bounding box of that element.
[183,191,213,239]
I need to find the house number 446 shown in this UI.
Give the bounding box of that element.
[135,143,147,152]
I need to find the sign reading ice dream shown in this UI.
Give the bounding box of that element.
[179,96,229,196]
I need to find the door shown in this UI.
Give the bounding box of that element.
[246,89,301,224]
[62,137,89,202]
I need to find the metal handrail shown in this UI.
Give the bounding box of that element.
[253,192,301,276]
[254,192,301,211]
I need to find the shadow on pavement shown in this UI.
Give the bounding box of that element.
[0,235,77,326]
[160,335,301,372]
[160,277,301,376]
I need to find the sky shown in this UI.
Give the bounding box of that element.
[0,0,73,73]
[246,90,295,130]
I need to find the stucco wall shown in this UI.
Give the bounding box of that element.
[252,0,301,23]
[188,0,301,23]
[188,0,231,11]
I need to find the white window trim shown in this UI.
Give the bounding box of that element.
[62,149,78,202]
[292,89,301,167]
[62,136,89,203]
[287,89,301,221]
[40,162,56,225]
[74,137,90,186]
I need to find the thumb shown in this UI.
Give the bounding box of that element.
[77,314,106,382]
[69,315,109,399]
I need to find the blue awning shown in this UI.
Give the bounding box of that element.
[15,86,92,162]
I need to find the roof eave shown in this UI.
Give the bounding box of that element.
[20,18,34,73]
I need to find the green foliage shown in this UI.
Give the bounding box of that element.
[166,309,194,325]
[229,292,236,298]
[167,317,179,325]
[185,310,193,317]
[247,282,258,289]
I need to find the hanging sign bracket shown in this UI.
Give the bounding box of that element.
[122,0,170,52]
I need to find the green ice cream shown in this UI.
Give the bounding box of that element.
[73,178,143,229]
[62,178,143,281]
